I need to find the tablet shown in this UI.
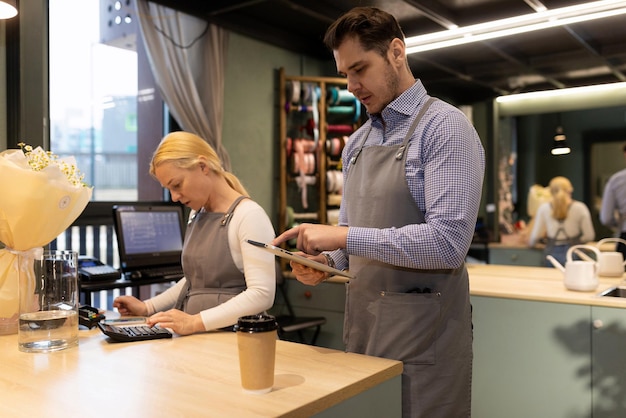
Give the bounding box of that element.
[246,240,354,278]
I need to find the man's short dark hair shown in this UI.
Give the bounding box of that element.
[323,7,406,57]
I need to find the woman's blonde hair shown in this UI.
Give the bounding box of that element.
[149,131,249,197]
[549,176,573,220]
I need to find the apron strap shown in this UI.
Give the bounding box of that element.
[395,97,437,160]
[221,195,249,226]
[350,96,437,166]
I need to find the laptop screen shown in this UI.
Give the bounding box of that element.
[113,204,185,271]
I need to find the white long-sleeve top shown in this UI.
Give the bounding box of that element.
[144,199,276,331]
[528,200,595,246]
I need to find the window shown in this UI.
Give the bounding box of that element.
[49,0,138,201]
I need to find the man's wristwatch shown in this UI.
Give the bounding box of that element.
[323,253,336,269]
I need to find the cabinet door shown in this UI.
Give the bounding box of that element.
[591,306,626,418]
[488,247,544,266]
[270,279,346,350]
[471,296,591,417]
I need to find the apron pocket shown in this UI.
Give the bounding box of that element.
[185,291,236,315]
[367,291,440,365]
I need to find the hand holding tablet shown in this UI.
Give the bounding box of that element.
[246,240,354,278]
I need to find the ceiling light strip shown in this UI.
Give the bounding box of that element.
[406,0,626,53]
[495,82,626,116]
[496,81,626,102]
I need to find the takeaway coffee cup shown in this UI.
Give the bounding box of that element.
[235,314,278,394]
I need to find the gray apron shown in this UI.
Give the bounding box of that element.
[175,196,248,317]
[544,210,581,267]
[343,98,472,418]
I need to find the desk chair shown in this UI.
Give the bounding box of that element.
[274,266,326,345]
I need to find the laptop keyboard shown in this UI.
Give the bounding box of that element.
[132,266,184,280]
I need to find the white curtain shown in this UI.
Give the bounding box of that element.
[135,0,231,169]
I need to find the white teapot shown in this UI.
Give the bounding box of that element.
[595,238,626,277]
[547,244,600,291]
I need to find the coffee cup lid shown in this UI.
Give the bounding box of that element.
[235,314,278,333]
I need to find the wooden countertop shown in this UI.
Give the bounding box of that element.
[467,264,626,308]
[318,264,626,308]
[0,329,402,417]
[487,242,537,249]
[487,240,615,251]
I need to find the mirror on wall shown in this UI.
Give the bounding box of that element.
[585,130,626,240]
[495,117,521,244]
[493,85,626,247]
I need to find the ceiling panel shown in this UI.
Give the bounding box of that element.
[148,0,626,104]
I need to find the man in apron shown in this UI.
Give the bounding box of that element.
[272,7,485,418]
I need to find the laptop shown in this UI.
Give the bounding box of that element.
[112,204,185,281]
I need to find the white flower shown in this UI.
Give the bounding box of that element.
[18,142,88,188]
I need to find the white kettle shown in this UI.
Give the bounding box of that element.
[547,244,600,291]
[595,238,626,277]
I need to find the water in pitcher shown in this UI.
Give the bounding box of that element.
[18,310,78,352]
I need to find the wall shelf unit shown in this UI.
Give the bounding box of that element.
[277,67,363,245]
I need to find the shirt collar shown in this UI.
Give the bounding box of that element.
[369,79,428,125]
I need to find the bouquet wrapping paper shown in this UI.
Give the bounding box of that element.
[0,147,92,334]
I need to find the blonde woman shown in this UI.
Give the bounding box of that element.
[528,176,595,266]
[114,131,276,335]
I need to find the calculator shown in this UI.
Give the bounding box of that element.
[97,322,173,342]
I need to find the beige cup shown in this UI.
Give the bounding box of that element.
[235,314,278,394]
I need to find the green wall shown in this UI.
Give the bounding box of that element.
[0,21,6,151]
[221,31,494,234]
[514,106,626,239]
[222,32,334,233]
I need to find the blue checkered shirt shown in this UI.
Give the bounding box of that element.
[328,80,485,271]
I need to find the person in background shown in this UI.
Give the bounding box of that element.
[528,176,595,266]
[113,131,276,335]
[272,7,485,418]
[600,144,626,260]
